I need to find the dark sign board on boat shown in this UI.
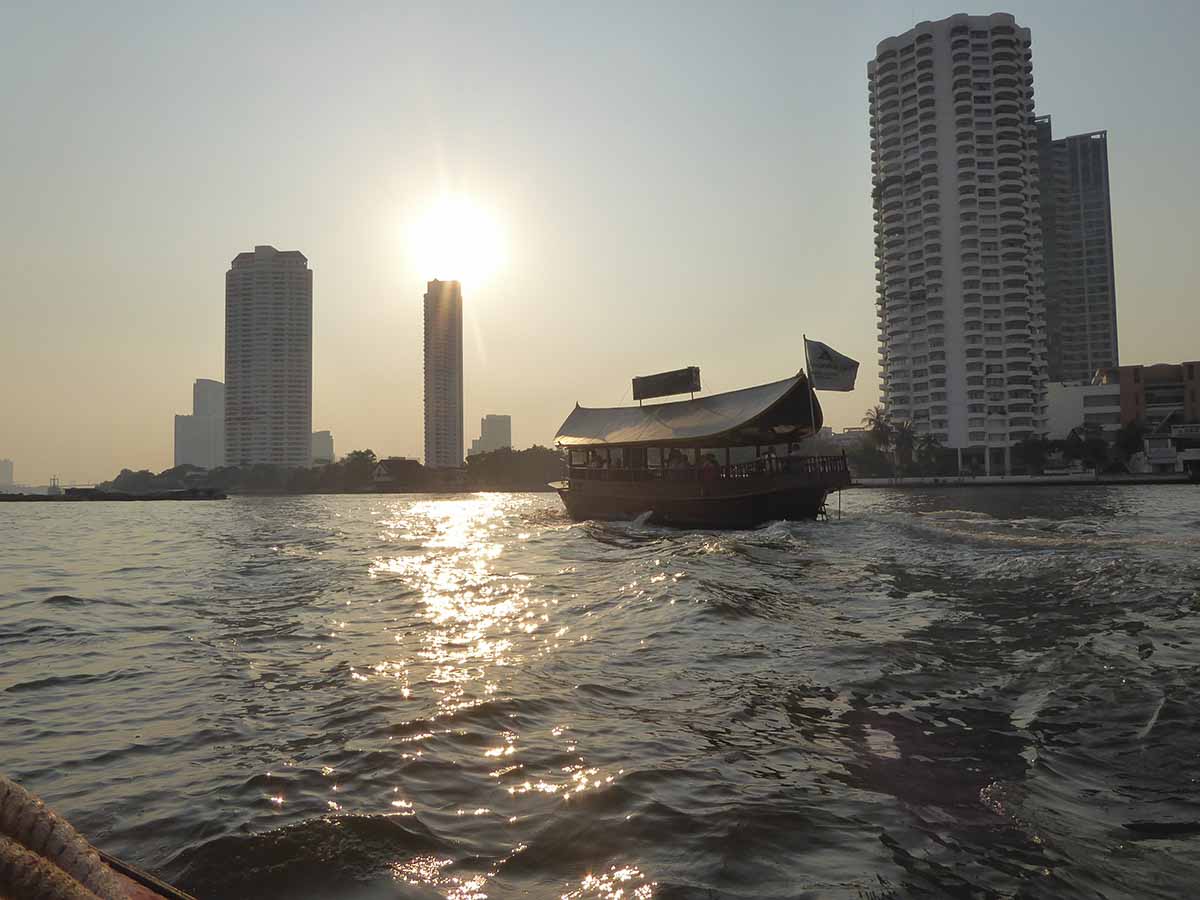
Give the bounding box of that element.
[632,366,701,402]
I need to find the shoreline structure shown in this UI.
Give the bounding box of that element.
[852,473,1192,489]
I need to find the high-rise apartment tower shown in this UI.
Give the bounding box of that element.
[224,246,313,468]
[423,280,464,468]
[311,430,335,465]
[175,378,225,469]
[468,414,512,457]
[1036,117,1118,383]
[869,13,1048,473]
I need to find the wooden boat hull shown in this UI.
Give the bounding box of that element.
[101,851,199,899]
[552,475,841,529]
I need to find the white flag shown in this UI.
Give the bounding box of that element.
[805,339,859,391]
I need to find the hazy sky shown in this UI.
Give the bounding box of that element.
[3,1,1197,484]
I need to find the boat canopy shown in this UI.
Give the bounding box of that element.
[554,373,823,449]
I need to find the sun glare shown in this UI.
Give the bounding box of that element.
[408,194,506,288]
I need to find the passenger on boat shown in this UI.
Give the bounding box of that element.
[700,454,719,482]
[667,449,691,480]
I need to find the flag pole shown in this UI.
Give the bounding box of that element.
[803,334,819,439]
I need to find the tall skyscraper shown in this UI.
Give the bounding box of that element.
[1036,117,1118,383]
[869,13,1047,473]
[468,414,512,457]
[175,378,225,469]
[0,459,13,487]
[423,280,464,468]
[225,246,313,468]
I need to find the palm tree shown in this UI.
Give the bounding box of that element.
[862,405,893,452]
[892,420,915,473]
[343,449,378,489]
[916,432,943,473]
[916,432,942,456]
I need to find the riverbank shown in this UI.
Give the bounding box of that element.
[0,488,227,502]
[218,483,557,496]
[1,485,557,501]
[852,472,1193,488]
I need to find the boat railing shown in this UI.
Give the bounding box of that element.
[727,454,848,479]
[568,454,848,484]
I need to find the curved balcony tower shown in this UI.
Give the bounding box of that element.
[868,13,1047,473]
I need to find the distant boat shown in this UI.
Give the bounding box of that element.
[551,371,850,528]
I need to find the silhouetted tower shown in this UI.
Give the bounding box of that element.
[1036,117,1119,382]
[423,280,463,468]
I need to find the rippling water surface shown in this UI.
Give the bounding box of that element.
[3,487,1200,899]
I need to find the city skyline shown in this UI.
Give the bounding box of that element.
[3,2,1198,483]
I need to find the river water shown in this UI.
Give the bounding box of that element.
[2,487,1199,899]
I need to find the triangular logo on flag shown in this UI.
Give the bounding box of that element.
[805,338,859,392]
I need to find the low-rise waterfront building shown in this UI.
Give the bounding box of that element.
[1044,380,1121,440]
[372,457,423,489]
[1093,361,1200,432]
[1169,424,1200,476]
[830,428,870,450]
[1128,422,1200,476]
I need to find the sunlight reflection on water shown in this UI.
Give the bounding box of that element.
[563,865,656,900]
[365,496,602,896]
[369,496,536,719]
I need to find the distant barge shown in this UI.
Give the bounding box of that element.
[0,488,227,502]
[551,371,850,528]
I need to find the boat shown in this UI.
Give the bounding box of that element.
[0,772,198,900]
[551,370,851,528]
[101,850,199,899]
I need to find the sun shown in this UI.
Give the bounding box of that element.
[407,194,506,288]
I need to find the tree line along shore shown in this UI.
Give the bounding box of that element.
[835,406,1156,478]
[94,447,565,496]
[24,414,1186,500]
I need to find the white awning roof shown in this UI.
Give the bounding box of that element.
[554,373,822,448]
